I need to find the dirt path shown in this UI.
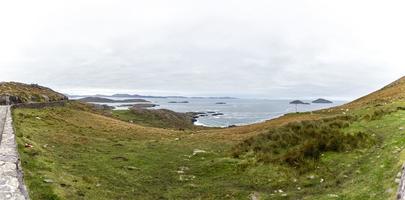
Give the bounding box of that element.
[0,106,29,199]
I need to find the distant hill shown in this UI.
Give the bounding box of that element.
[312,98,333,103]
[77,97,149,103]
[111,93,167,98]
[0,82,67,105]
[344,76,405,108]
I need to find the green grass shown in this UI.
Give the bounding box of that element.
[232,115,374,168]
[12,101,405,199]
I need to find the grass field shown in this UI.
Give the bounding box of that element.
[11,99,405,199]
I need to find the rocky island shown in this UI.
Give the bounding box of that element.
[168,101,189,103]
[289,100,310,105]
[312,98,333,103]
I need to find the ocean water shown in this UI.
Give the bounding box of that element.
[74,97,346,127]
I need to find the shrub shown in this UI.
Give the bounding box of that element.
[232,115,374,167]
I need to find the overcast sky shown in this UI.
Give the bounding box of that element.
[0,0,404,99]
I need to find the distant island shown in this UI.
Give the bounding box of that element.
[131,103,159,109]
[312,98,333,103]
[289,100,310,105]
[168,101,189,104]
[77,97,149,103]
[68,94,237,99]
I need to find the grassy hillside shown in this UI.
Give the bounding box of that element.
[13,101,405,200]
[344,76,405,108]
[10,76,405,199]
[0,82,67,104]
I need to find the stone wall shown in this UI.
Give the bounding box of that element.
[398,163,405,199]
[11,101,67,109]
[0,106,29,199]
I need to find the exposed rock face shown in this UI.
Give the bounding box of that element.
[0,96,23,105]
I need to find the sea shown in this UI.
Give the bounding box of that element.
[72,97,346,127]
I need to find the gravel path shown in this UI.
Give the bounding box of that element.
[0,106,29,199]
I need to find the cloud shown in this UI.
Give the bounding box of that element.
[0,0,404,99]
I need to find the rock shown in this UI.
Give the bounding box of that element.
[43,179,54,183]
[125,166,139,170]
[192,149,207,156]
[41,95,50,102]
[179,175,195,181]
[327,194,339,198]
[24,143,33,148]
[249,192,260,200]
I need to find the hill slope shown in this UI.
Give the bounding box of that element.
[345,76,405,108]
[0,82,67,104]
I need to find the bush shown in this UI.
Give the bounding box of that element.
[232,115,373,167]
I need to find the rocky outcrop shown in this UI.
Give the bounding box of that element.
[0,96,23,105]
